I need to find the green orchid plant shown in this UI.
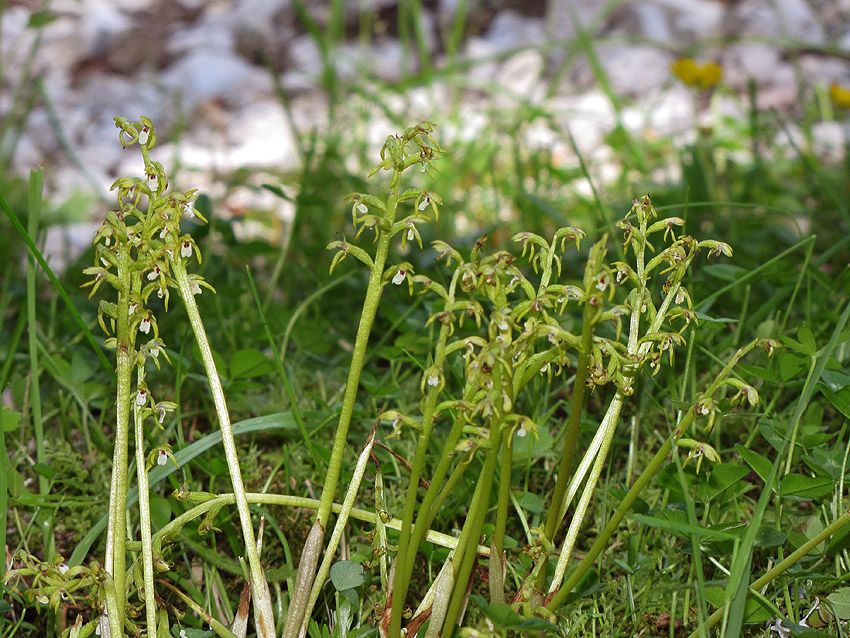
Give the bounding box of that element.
[4,119,800,638]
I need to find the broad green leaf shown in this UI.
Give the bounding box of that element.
[780,352,808,381]
[797,325,817,356]
[1,406,21,432]
[821,386,850,420]
[149,494,172,532]
[827,587,850,619]
[229,348,274,379]
[329,561,366,591]
[779,474,834,500]
[468,596,561,631]
[803,515,826,556]
[32,463,56,480]
[737,364,780,384]
[704,586,773,623]
[632,513,738,540]
[69,411,300,566]
[516,491,544,513]
[735,445,772,483]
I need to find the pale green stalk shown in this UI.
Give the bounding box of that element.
[549,392,624,592]
[133,392,157,634]
[389,301,456,636]
[170,261,274,636]
[26,168,46,499]
[687,509,850,638]
[298,426,378,638]
[545,410,694,612]
[104,243,133,631]
[440,421,506,632]
[153,492,486,556]
[491,434,513,605]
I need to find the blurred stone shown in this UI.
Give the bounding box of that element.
[596,45,673,95]
[494,49,544,101]
[649,0,724,39]
[481,10,546,53]
[545,0,608,42]
[161,49,270,110]
[725,0,825,43]
[722,43,795,89]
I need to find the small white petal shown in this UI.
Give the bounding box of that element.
[182,204,194,218]
[138,128,149,145]
[418,197,429,211]
[356,202,368,214]
[407,228,415,240]
[517,427,527,438]
[427,375,439,387]
[157,450,168,465]
[135,391,147,406]
[191,284,202,295]
[57,563,69,574]
[392,270,405,285]
[181,242,192,258]
[139,318,151,334]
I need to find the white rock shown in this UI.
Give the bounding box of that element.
[232,0,290,31]
[225,101,300,170]
[645,86,695,136]
[727,0,825,43]
[722,43,795,88]
[168,20,235,58]
[482,11,546,53]
[798,55,850,87]
[161,49,270,110]
[550,91,617,155]
[596,45,673,95]
[649,0,724,39]
[545,0,609,41]
[42,221,102,274]
[335,40,406,82]
[628,3,674,41]
[811,121,848,162]
[494,49,544,101]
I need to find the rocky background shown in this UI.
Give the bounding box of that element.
[2,0,849,266]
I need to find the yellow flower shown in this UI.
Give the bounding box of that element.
[671,58,723,89]
[829,83,850,109]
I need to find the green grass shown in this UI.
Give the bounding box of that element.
[2,6,850,638]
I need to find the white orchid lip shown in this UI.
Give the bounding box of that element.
[392,270,406,285]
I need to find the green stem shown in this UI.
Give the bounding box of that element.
[105,244,133,630]
[154,492,483,556]
[548,390,625,592]
[687,509,850,638]
[389,317,454,636]
[26,168,46,499]
[546,410,695,612]
[441,422,505,633]
[317,183,400,527]
[133,396,157,634]
[300,425,378,636]
[170,260,273,636]
[491,434,513,605]
[403,415,473,577]
[543,300,595,542]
